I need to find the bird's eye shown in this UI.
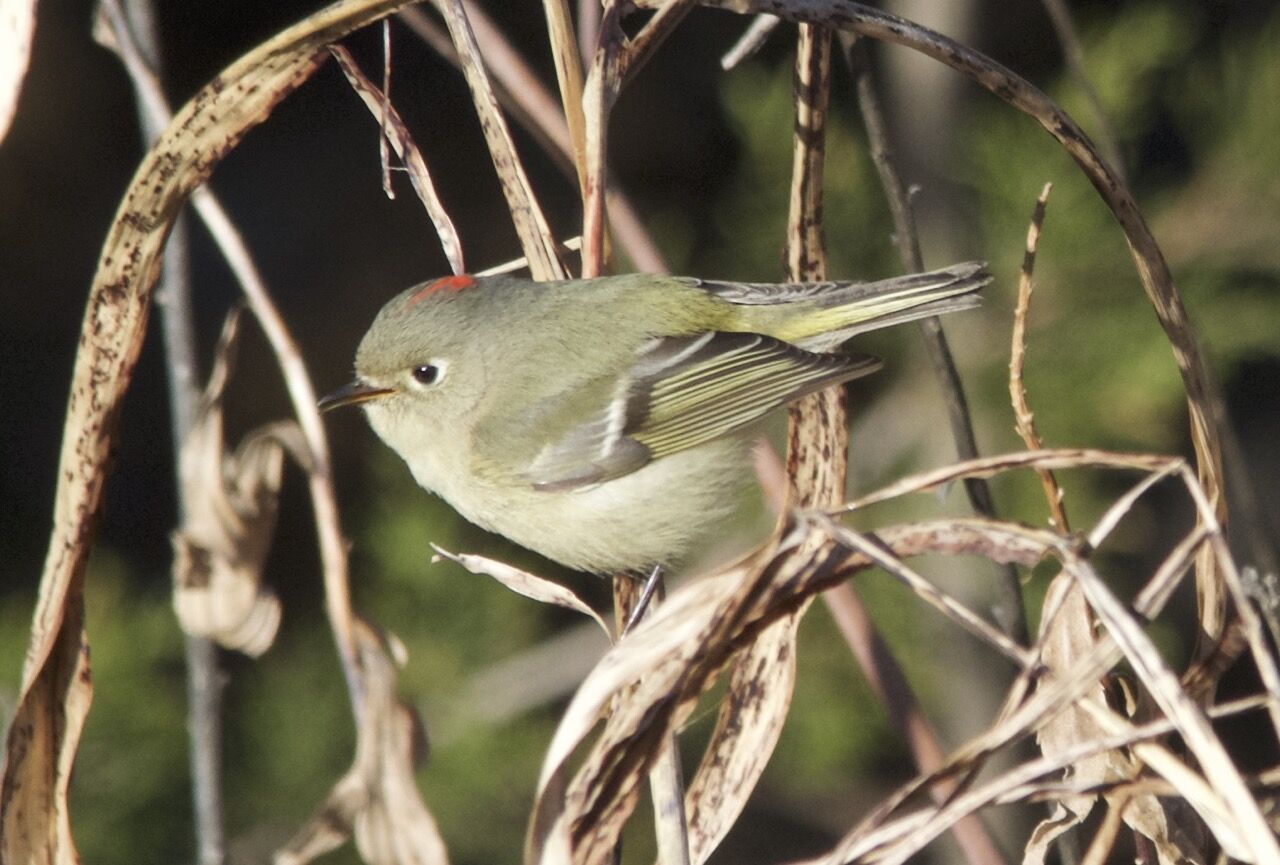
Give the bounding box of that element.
[411,364,442,386]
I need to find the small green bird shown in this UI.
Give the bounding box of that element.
[321,264,988,574]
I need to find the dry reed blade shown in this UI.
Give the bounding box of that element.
[528,515,1057,864]
[171,309,292,658]
[721,13,782,69]
[541,0,590,196]
[1062,544,1278,860]
[681,21,835,865]
[274,620,448,865]
[432,0,565,281]
[397,6,667,272]
[841,448,1180,513]
[840,28,1025,644]
[579,0,625,276]
[816,517,1031,665]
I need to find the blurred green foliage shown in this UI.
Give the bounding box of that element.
[3,3,1279,864]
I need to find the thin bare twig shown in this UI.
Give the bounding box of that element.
[839,31,1027,645]
[1009,182,1069,532]
[329,43,466,274]
[97,1,221,858]
[580,0,626,277]
[396,5,668,271]
[379,20,393,197]
[721,13,782,70]
[1037,0,1126,184]
[542,0,590,195]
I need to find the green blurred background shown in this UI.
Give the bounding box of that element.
[2,1,1278,862]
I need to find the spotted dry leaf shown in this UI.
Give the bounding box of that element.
[276,619,448,865]
[172,311,300,656]
[3,3,419,861]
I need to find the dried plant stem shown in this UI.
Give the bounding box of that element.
[99,2,226,860]
[789,26,1006,865]
[4,5,418,864]
[823,583,1006,865]
[612,575,691,865]
[580,0,625,277]
[581,0,696,277]
[840,31,1026,643]
[721,13,781,70]
[432,0,565,281]
[195,193,364,705]
[1010,182,1070,531]
[329,43,465,274]
[541,0,590,193]
[786,28,1009,865]
[396,5,667,271]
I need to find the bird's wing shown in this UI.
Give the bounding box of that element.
[517,331,881,491]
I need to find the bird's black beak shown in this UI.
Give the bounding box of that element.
[318,379,394,412]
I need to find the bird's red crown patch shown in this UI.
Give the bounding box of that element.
[407,274,477,306]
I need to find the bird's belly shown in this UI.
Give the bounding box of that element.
[429,439,753,574]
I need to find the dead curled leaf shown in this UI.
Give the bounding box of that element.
[431,545,612,638]
[275,618,448,865]
[1024,576,1136,863]
[1026,576,1208,865]
[171,310,305,657]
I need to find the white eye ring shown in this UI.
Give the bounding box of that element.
[409,360,447,388]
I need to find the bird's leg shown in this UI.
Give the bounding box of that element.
[623,563,664,634]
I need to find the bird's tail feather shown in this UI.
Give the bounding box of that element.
[757,262,991,351]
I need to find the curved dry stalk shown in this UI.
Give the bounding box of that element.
[841,448,1180,513]
[432,545,612,638]
[1059,545,1278,861]
[528,517,1049,864]
[540,0,590,194]
[721,13,782,69]
[679,22,849,865]
[102,21,455,861]
[431,0,565,281]
[579,0,626,277]
[1038,0,1126,183]
[529,438,1268,864]
[634,0,1227,655]
[580,0,698,277]
[813,695,1269,865]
